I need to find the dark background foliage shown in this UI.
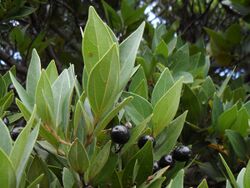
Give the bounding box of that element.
[1,0,250,82]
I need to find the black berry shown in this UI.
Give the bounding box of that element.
[10,127,23,141]
[137,135,155,149]
[3,117,9,125]
[153,161,159,173]
[173,145,192,162]
[158,154,174,168]
[111,125,130,144]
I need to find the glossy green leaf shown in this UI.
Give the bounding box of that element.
[244,161,250,188]
[216,105,237,133]
[0,149,16,188]
[217,70,234,98]
[230,107,249,136]
[182,85,202,124]
[225,130,247,160]
[94,96,133,136]
[52,67,75,130]
[10,108,40,187]
[10,72,33,110]
[219,154,238,188]
[27,156,50,188]
[68,139,89,174]
[101,0,122,30]
[151,68,174,106]
[155,111,187,160]
[155,40,168,59]
[123,92,153,125]
[121,115,153,155]
[236,168,245,188]
[122,141,153,187]
[167,169,184,188]
[16,98,31,121]
[26,49,41,102]
[0,119,12,155]
[197,179,209,188]
[82,6,114,74]
[62,168,75,188]
[119,22,145,90]
[27,174,45,188]
[0,76,6,98]
[88,141,111,181]
[46,60,58,84]
[129,66,148,99]
[152,78,183,136]
[35,70,54,126]
[87,44,119,119]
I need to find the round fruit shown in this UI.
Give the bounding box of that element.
[3,117,9,125]
[153,161,159,173]
[173,145,192,162]
[111,125,130,144]
[158,154,174,168]
[137,135,155,149]
[10,127,23,141]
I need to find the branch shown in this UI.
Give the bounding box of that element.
[0,50,27,74]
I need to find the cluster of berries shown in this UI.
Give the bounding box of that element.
[110,124,192,173]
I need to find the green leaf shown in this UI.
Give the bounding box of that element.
[123,92,153,125]
[101,0,122,30]
[167,169,184,188]
[212,95,223,125]
[236,168,245,188]
[217,70,234,98]
[129,66,148,99]
[87,44,119,119]
[152,25,167,50]
[26,49,41,103]
[197,179,209,188]
[151,68,174,106]
[10,108,40,187]
[121,1,146,25]
[216,105,237,133]
[82,6,114,74]
[94,96,133,136]
[152,78,183,136]
[182,85,202,124]
[10,72,33,110]
[52,67,75,130]
[88,141,111,181]
[27,174,45,188]
[139,167,168,188]
[219,154,238,188]
[244,161,250,188]
[0,119,12,155]
[0,75,6,98]
[119,22,145,90]
[225,130,247,160]
[155,40,168,59]
[0,149,16,188]
[27,156,50,188]
[230,107,249,136]
[16,99,31,121]
[46,60,58,84]
[92,152,118,185]
[35,70,54,126]
[68,139,89,174]
[122,141,153,187]
[121,115,153,155]
[62,168,75,188]
[155,111,187,160]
